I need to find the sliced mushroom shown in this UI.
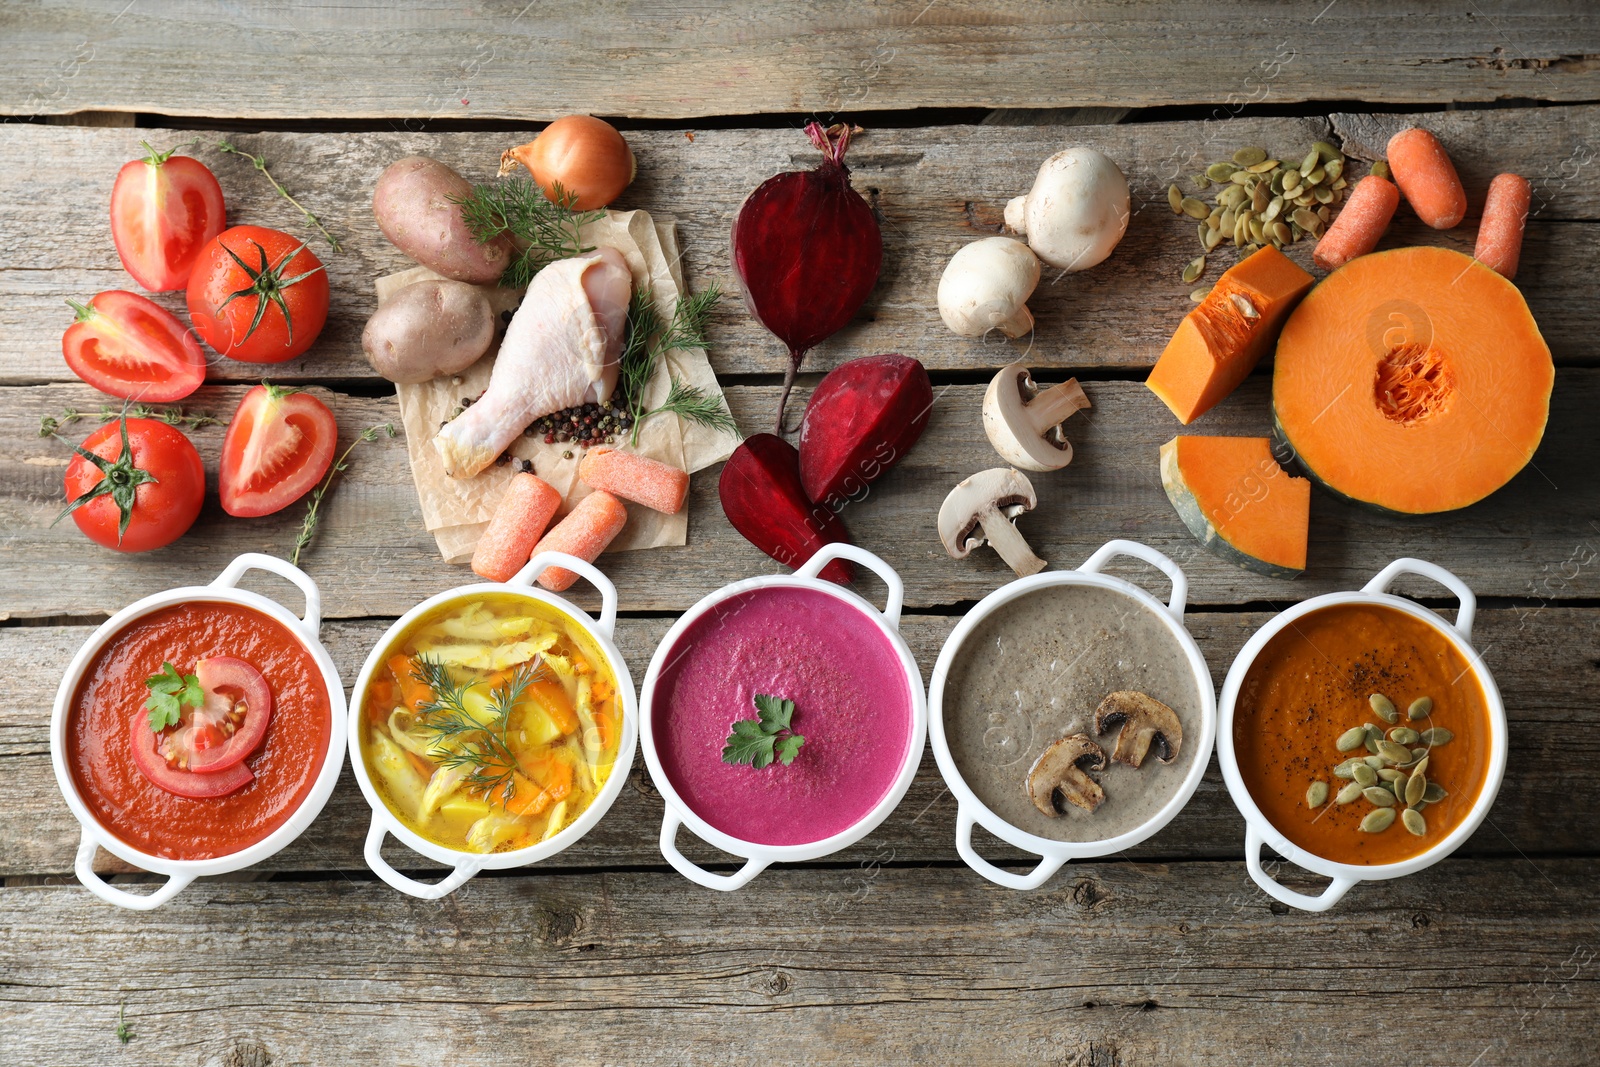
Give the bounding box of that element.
[1094,691,1184,768]
[937,467,1046,577]
[982,363,1092,472]
[1027,733,1108,815]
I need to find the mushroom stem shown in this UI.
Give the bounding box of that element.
[1024,378,1091,433]
[981,511,1046,576]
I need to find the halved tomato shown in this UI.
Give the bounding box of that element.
[61,291,207,402]
[218,384,337,517]
[128,656,272,797]
[110,141,227,292]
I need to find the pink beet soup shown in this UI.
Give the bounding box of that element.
[652,586,913,846]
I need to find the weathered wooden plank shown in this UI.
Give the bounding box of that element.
[9,2,1600,120]
[5,606,1593,878]
[4,858,1596,1066]
[2,112,1598,385]
[4,375,1597,619]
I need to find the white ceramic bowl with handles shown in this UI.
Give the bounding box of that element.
[639,543,927,891]
[348,551,638,899]
[50,553,346,911]
[928,539,1217,891]
[1218,558,1507,912]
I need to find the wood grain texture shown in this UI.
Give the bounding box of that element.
[2,110,1597,385]
[7,1,1600,120]
[2,373,1595,619]
[7,606,1595,878]
[4,858,1597,1066]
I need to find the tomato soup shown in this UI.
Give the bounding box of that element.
[66,601,332,861]
[1234,603,1491,866]
[652,587,912,847]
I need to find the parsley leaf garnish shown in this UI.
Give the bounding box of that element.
[721,693,807,769]
[144,661,203,732]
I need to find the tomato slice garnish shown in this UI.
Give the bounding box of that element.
[61,290,208,403]
[127,657,272,797]
[218,384,338,517]
[129,712,254,798]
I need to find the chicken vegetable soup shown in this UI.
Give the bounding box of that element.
[359,594,622,853]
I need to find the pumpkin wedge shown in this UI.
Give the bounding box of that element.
[1147,246,1315,424]
[1160,436,1310,579]
[1273,246,1553,514]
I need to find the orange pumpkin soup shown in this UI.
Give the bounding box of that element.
[1234,603,1490,865]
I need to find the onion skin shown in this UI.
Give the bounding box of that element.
[499,115,635,211]
[731,122,883,432]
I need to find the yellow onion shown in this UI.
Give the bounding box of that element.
[498,115,635,211]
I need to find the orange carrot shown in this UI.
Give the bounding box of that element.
[1475,172,1532,280]
[528,677,579,734]
[404,750,435,781]
[1313,175,1400,271]
[529,490,629,591]
[504,759,575,816]
[579,448,690,514]
[389,654,432,710]
[472,472,563,582]
[503,772,553,817]
[1386,128,1467,229]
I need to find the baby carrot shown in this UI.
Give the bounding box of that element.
[1475,172,1532,280]
[529,490,629,592]
[578,448,690,514]
[1313,175,1400,271]
[1386,127,1467,229]
[472,472,563,583]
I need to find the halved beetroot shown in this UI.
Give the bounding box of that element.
[720,433,854,584]
[798,354,932,508]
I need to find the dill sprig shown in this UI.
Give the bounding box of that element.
[619,285,736,446]
[215,138,343,253]
[40,403,219,438]
[290,423,396,566]
[450,178,605,289]
[415,657,550,805]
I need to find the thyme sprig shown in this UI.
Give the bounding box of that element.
[450,178,604,289]
[290,423,396,566]
[40,403,220,438]
[414,657,550,805]
[619,285,735,446]
[215,138,343,252]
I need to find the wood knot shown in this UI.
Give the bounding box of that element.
[537,907,581,943]
[1269,901,1290,915]
[963,200,1007,232]
[1070,878,1105,909]
[630,767,660,799]
[763,970,792,997]
[1412,912,1432,929]
[219,1040,272,1067]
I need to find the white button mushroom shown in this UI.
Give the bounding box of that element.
[982,363,1091,472]
[937,467,1047,577]
[1004,146,1130,273]
[1027,734,1108,815]
[1094,691,1184,768]
[936,236,1042,339]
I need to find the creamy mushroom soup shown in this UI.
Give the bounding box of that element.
[944,584,1203,842]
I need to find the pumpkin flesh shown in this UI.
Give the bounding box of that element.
[1160,435,1310,579]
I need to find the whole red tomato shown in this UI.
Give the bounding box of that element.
[109,141,227,292]
[59,418,205,552]
[186,225,328,363]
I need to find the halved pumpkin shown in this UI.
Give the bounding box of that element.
[1147,246,1315,424]
[1160,436,1310,579]
[1273,246,1553,514]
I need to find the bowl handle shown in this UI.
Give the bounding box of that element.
[510,551,619,637]
[364,819,483,900]
[796,544,904,629]
[659,809,770,891]
[1079,539,1188,621]
[1245,825,1358,912]
[1362,558,1477,643]
[955,807,1066,891]
[75,832,194,911]
[211,553,323,635]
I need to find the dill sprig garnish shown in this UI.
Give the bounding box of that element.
[619,285,736,446]
[414,656,550,806]
[450,178,605,289]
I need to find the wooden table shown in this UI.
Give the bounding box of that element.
[5,4,1599,1063]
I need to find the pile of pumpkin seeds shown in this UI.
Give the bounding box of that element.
[1168,141,1351,297]
[1303,692,1452,837]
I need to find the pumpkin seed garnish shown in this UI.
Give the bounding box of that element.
[1369,693,1399,723]
[1300,147,1321,174]
[1377,740,1411,763]
[1202,226,1224,251]
[1401,808,1427,836]
[1405,773,1426,806]
[1183,256,1207,284]
[1168,184,1185,214]
[1411,755,1430,778]
[1192,173,1212,190]
[1363,786,1397,807]
[1408,696,1433,721]
[1181,197,1210,220]
[1361,808,1397,833]
[1370,160,1391,179]
[1336,781,1365,804]
[1189,286,1212,303]
[1376,767,1404,783]
[1233,146,1268,167]
[1307,781,1329,808]
[1423,782,1448,803]
[1420,728,1454,746]
[1207,162,1239,182]
[1334,758,1361,779]
[1353,763,1378,787]
[1388,727,1420,746]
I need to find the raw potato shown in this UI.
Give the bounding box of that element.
[373,156,511,284]
[361,280,496,384]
